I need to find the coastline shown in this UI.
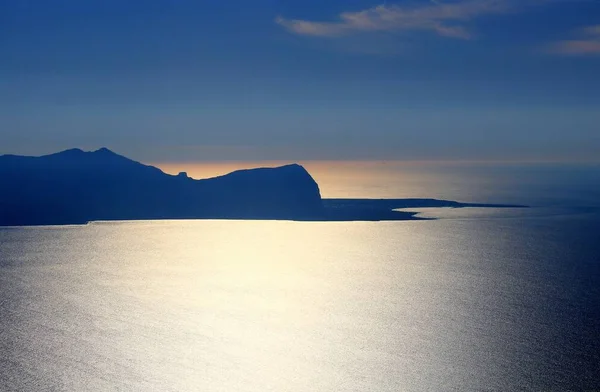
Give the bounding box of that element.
[0,198,527,227]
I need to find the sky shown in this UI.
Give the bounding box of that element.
[1,0,599,163]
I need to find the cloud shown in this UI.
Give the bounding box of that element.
[276,0,514,40]
[546,25,600,55]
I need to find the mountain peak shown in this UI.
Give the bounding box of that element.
[93,147,117,155]
[46,147,126,161]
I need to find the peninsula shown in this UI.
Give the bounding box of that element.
[0,148,523,226]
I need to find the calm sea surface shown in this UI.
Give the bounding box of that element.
[1,163,599,391]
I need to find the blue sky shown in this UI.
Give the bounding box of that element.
[1,0,599,162]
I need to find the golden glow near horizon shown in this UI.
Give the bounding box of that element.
[155,161,414,198]
[152,161,468,199]
[154,158,586,184]
[152,159,595,200]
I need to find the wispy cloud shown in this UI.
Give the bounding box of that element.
[276,0,515,40]
[546,25,600,55]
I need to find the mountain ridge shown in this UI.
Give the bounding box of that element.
[0,148,323,225]
[0,148,525,226]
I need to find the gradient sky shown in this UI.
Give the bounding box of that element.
[1,0,599,162]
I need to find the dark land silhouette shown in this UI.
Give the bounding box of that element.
[0,148,525,226]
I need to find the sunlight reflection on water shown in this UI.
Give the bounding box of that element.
[1,216,599,391]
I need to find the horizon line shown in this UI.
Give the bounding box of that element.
[152,158,600,166]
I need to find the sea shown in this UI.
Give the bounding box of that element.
[1,162,599,391]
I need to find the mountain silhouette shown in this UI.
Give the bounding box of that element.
[0,148,323,225]
[0,148,525,226]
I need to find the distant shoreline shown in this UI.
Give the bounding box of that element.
[0,198,528,227]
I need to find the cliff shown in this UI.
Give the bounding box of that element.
[0,148,323,225]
